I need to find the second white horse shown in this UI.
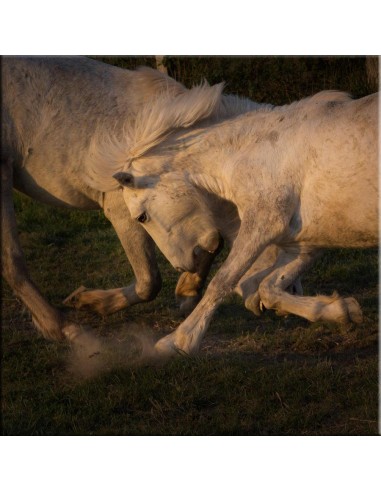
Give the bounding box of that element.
[104,86,378,355]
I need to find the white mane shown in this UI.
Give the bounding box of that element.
[128,66,186,105]
[210,93,272,120]
[86,81,223,191]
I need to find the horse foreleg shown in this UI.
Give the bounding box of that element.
[175,242,292,319]
[155,208,286,356]
[64,191,161,315]
[175,246,218,316]
[258,248,363,325]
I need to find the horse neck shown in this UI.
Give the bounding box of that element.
[169,140,236,204]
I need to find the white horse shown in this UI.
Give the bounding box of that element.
[93,84,378,356]
[2,56,280,342]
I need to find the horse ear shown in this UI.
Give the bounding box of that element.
[113,172,135,188]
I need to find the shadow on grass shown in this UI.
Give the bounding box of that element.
[2,310,378,436]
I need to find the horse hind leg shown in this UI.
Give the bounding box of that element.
[258,249,363,325]
[1,158,82,341]
[175,244,304,319]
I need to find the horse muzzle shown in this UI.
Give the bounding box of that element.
[192,233,223,268]
[197,230,221,254]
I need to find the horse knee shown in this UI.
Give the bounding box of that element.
[258,281,276,310]
[135,272,162,301]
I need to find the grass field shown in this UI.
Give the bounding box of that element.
[1,190,378,435]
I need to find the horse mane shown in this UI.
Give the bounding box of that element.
[305,90,352,104]
[86,79,225,191]
[126,81,225,159]
[128,66,186,106]
[265,90,352,115]
[211,93,272,120]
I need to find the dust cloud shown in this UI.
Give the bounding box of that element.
[65,323,162,379]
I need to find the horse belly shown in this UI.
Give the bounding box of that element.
[14,158,101,209]
[295,182,378,248]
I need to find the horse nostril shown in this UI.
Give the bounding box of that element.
[193,245,203,258]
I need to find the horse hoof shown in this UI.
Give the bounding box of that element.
[345,297,363,324]
[155,334,191,359]
[63,286,88,307]
[62,323,86,341]
[244,293,262,316]
[63,324,103,358]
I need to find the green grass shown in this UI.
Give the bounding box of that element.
[1,192,378,435]
[2,347,377,435]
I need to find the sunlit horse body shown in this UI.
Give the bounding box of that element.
[2,56,278,342]
[99,84,378,356]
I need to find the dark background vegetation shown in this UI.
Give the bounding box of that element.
[1,56,379,435]
[95,55,378,101]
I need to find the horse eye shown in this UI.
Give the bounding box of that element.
[137,212,148,224]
